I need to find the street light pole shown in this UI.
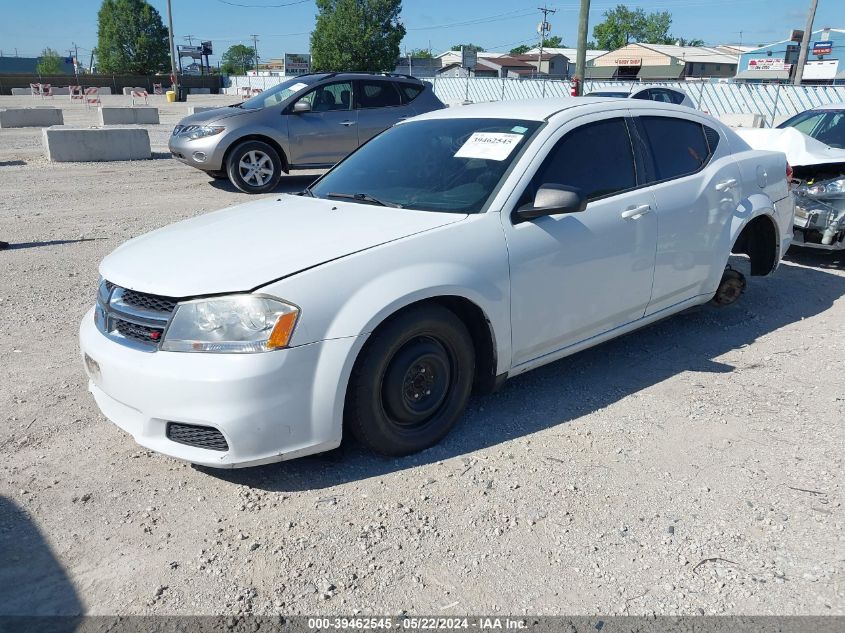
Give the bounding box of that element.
[166,0,180,99]
[793,0,818,86]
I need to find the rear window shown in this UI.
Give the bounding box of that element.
[358,81,402,108]
[399,83,424,103]
[639,116,712,181]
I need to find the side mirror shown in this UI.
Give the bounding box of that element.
[293,100,311,114]
[514,184,587,222]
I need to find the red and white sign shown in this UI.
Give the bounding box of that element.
[615,58,642,66]
[69,85,83,102]
[131,89,148,105]
[747,58,789,71]
[84,87,101,107]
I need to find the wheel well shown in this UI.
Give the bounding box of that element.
[731,214,779,276]
[223,135,289,173]
[357,296,499,396]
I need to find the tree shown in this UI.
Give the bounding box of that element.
[451,43,485,53]
[509,44,531,55]
[36,48,63,75]
[540,35,564,48]
[221,44,256,75]
[675,37,705,47]
[592,4,673,49]
[311,0,405,72]
[95,0,169,74]
[408,48,433,59]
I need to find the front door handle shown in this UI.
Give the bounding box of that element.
[339,120,356,126]
[715,178,738,191]
[620,204,652,219]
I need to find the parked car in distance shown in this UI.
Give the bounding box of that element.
[83,98,793,468]
[168,72,446,193]
[586,85,695,108]
[735,102,845,250]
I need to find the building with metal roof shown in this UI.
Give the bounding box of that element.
[586,43,739,80]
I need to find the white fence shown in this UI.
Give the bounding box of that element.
[223,75,845,126]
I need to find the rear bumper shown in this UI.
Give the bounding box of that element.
[80,308,357,468]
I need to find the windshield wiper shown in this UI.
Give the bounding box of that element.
[299,187,315,197]
[228,103,242,108]
[325,192,402,208]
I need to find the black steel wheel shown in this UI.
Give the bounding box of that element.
[346,304,475,456]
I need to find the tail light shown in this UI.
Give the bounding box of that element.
[786,162,795,189]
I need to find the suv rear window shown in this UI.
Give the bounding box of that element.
[399,83,424,103]
[358,81,402,108]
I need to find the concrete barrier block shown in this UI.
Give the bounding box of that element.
[188,88,211,95]
[718,113,765,128]
[0,107,64,128]
[42,126,151,162]
[98,106,160,125]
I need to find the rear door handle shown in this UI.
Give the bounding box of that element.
[620,204,652,219]
[339,120,356,126]
[715,178,738,191]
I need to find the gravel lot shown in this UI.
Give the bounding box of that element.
[0,96,843,617]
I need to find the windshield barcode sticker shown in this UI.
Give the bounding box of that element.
[455,132,523,161]
[288,82,308,92]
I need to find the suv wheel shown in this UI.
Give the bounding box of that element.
[226,140,282,194]
[345,304,475,456]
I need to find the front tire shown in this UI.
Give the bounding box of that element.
[226,140,282,194]
[346,304,475,456]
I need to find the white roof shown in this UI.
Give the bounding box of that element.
[435,50,509,59]
[525,47,608,61]
[410,97,703,123]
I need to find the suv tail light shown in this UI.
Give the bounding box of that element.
[786,162,795,189]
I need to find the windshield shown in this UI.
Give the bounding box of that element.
[309,118,541,213]
[240,76,318,110]
[778,109,845,148]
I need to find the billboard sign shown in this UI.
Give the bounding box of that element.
[747,58,788,71]
[461,47,477,69]
[812,41,833,56]
[804,59,838,79]
[284,53,311,75]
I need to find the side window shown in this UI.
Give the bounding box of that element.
[399,83,424,103]
[631,89,651,101]
[639,116,712,181]
[299,82,352,112]
[527,118,637,204]
[667,89,687,105]
[357,81,402,108]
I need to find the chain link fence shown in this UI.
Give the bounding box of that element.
[223,75,845,127]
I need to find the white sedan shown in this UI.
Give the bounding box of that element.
[80,98,794,468]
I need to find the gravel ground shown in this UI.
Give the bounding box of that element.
[0,96,843,617]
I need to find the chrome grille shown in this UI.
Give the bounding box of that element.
[96,281,179,350]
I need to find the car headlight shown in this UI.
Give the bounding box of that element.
[161,295,299,353]
[803,177,845,199]
[184,125,225,141]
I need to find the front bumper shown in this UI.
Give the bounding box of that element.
[168,133,226,171]
[80,308,355,468]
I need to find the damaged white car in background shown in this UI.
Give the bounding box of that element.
[736,103,845,250]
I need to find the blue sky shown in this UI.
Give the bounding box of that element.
[0,0,840,64]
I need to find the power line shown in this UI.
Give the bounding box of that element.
[215,0,310,7]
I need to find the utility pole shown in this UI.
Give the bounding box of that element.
[71,42,79,79]
[793,0,818,85]
[184,35,195,46]
[251,35,260,71]
[537,5,556,77]
[166,0,179,99]
[574,0,590,95]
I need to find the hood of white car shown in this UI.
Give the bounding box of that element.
[734,127,845,166]
[100,196,466,297]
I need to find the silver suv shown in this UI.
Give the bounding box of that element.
[169,72,446,193]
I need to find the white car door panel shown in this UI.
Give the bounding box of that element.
[502,114,658,367]
[629,114,742,315]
